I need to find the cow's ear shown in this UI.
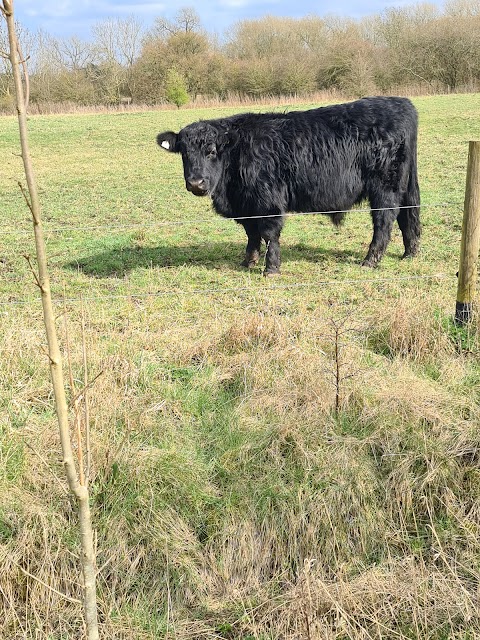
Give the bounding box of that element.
[215,123,234,151]
[215,119,235,152]
[157,131,179,153]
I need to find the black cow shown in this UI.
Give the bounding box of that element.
[157,96,421,275]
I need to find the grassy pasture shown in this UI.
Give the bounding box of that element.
[1,93,480,638]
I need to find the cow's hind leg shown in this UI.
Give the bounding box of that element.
[240,219,262,268]
[362,194,399,267]
[259,216,284,276]
[398,153,421,259]
[397,206,421,259]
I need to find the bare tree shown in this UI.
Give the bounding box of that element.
[152,6,202,39]
[92,16,143,66]
[0,17,31,103]
[444,0,480,17]
[296,15,328,53]
[49,34,94,71]
[0,18,12,98]
[176,6,201,32]
[116,16,143,67]
[1,1,99,637]
[90,16,144,101]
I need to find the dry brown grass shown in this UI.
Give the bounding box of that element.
[2,294,480,638]
[0,91,344,117]
[251,557,479,639]
[1,84,478,117]
[367,297,454,363]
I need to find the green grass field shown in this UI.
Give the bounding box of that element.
[1,94,480,639]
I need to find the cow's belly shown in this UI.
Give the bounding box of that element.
[288,174,365,214]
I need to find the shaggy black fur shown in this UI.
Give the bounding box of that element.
[157,96,421,275]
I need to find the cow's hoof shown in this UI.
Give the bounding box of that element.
[361,258,378,268]
[402,248,419,260]
[263,270,281,277]
[241,251,260,268]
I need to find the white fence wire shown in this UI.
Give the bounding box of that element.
[0,201,459,235]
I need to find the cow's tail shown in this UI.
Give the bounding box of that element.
[397,131,421,258]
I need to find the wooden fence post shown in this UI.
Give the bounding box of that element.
[455,141,480,324]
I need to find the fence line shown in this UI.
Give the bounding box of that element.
[0,201,459,236]
[0,273,451,309]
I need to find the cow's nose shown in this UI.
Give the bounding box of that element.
[186,178,207,195]
[187,178,205,189]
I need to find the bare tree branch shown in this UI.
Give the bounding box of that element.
[23,253,44,292]
[1,1,12,17]
[63,303,85,487]
[18,182,35,218]
[10,559,82,605]
[70,371,103,406]
[24,441,69,497]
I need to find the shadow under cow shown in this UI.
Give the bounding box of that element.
[65,240,364,279]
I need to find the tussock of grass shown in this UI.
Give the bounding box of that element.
[367,297,454,363]
[254,557,478,639]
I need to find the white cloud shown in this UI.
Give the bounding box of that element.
[217,0,280,5]
[24,1,74,18]
[217,0,253,6]
[23,0,165,19]
[100,1,166,13]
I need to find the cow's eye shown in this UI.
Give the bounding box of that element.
[206,146,217,159]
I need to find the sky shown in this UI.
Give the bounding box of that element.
[13,0,421,41]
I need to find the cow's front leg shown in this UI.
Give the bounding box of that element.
[259,216,284,276]
[240,219,262,268]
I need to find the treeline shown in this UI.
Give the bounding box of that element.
[1,2,480,110]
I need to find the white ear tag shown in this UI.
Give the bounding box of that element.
[161,140,170,149]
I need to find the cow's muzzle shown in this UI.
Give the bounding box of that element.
[186,178,208,196]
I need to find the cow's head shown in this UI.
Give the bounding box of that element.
[157,121,230,197]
